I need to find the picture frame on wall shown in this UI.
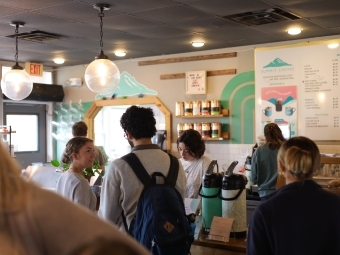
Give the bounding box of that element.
[186,70,207,94]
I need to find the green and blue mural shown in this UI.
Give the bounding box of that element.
[53,71,158,159]
[53,70,256,160]
[95,71,157,99]
[221,71,255,144]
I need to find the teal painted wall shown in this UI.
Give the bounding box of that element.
[220,71,255,144]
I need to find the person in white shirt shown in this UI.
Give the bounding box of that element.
[177,129,212,199]
[56,137,97,211]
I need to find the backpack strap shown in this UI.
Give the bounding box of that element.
[165,154,179,188]
[120,153,179,232]
[121,153,152,187]
[121,153,179,187]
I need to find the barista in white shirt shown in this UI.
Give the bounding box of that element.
[177,129,212,199]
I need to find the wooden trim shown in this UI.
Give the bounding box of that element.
[84,97,172,152]
[160,73,185,80]
[207,69,236,76]
[160,69,236,80]
[320,156,340,164]
[139,52,237,66]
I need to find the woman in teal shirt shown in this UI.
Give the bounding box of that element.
[250,123,285,201]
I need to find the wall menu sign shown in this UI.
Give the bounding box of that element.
[186,70,207,94]
[255,42,340,141]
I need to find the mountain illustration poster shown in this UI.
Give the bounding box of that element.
[261,85,297,138]
[95,71,157,99]
[263,57,292,68]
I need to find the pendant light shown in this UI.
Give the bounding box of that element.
[1,22,33,101]
[85,4,120,95]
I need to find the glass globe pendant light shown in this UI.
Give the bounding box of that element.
[1,22,33,101]
[85,4,120,95]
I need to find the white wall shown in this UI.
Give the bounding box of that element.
[54,36,340,172]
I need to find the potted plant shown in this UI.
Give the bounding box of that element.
[51,160,101,182]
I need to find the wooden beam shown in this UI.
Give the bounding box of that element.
[160,73,185,80]
[207,69,236,76]
[139,52,237,66]
[160,69,236,80]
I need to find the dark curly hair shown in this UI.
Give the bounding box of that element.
[120,106,156,139]
[62,137,93,164]
[72,121,87,137]
[177,129,205,159]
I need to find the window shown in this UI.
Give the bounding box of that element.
[6,114,39,152]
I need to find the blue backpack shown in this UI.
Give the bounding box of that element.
[121,153,191,255]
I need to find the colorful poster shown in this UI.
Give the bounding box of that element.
[261,86,297,138]
[255,42,340,141]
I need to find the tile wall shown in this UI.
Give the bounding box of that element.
[171,143,340,175]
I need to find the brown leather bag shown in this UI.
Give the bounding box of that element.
[276,172,286,190]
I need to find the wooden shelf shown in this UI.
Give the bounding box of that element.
[203,132,229,140]
[320,156,340,164]
[176,114,228,118]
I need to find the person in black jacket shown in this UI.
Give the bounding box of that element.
[247,136,340,255]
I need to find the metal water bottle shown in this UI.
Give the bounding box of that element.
[199,160,223,234]
[220,161,248,238]
[245,156,253,190]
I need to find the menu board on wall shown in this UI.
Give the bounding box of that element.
[255,42,340,141]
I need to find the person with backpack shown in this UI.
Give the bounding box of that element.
[98,105,189,255]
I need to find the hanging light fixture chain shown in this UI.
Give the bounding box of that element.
[99,7,104,51]
[15,24,19,64]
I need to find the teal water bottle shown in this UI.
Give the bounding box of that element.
[199,160,223,234]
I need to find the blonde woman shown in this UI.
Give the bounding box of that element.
[247,136,340,255]
[0,141,150,255]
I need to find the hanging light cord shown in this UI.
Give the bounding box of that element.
[15,24,19,64]
[99,8,104,52]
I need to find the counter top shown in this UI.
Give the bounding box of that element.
[193,234,246,252]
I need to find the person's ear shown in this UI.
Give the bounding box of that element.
[278,160,286,173]
[126,130,133,140]
[71,152,79,161]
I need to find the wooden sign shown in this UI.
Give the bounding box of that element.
[25,62,43,77]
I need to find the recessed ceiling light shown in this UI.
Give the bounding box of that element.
[328,43,339,49]
[115,51,126,57]
[54,58,65,64]
[287,28,302,35]
[191,41,205,47]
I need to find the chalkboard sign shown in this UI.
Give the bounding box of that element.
[255,41,340,141]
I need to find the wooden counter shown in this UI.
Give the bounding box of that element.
[320,156,340,164]
[191,235,246,255]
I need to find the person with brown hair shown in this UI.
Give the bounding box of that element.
[0,141,151,255]
[177,129,211,199]
[250,123,285,200]
[56,137,97,211]
[70,121,107,174]
[247,136,340,255]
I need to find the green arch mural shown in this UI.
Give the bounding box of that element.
[220,71,255,144]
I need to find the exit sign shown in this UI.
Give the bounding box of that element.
[25,62,43,77]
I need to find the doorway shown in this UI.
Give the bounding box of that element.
[3,103,47,169]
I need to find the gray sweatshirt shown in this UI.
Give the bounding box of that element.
[98,145,186,231]
[55,172,96,211]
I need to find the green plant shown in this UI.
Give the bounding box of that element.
[51,160,101,179]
